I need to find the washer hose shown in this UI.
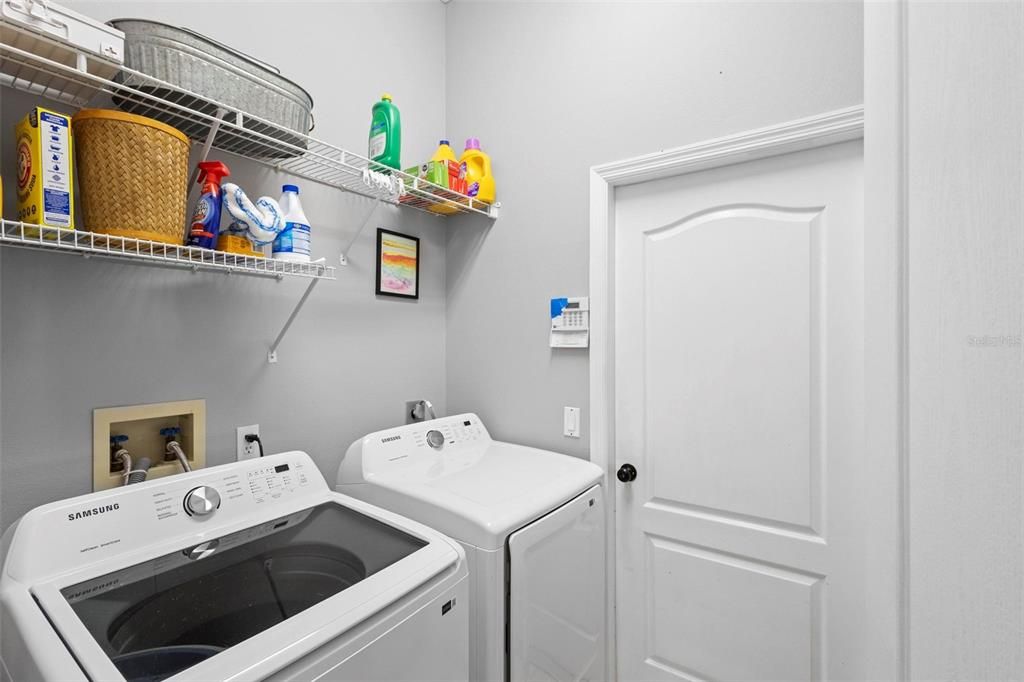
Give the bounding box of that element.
[125,457,152,485]
[117,450,152,486]
[166,441,192,472]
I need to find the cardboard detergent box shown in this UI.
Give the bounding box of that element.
[16,107,74,231]
[400,160,452,207]
[399,159,468,213]
[403,160,468,194]
[441,159,468,196]
[404,161,448,188]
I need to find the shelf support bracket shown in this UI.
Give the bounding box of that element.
[187,107,228,187]
[184,108,229,232]
[339,197,381,266]
[268,277,322,363]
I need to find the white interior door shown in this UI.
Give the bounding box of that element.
[613,140,874,681]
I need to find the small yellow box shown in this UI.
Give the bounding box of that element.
[15,107,74,233]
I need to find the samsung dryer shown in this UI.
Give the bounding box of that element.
[338,414,606,682]
[0,452,469,682]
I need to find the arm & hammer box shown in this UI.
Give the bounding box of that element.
[15,107,74,236]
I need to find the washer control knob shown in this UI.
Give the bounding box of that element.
[184,486,221,516]
[426,429,445,450]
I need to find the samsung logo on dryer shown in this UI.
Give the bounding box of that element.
[67,503,120,521]
[380,435,402,443]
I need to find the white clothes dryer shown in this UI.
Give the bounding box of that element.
[339,414,606,682]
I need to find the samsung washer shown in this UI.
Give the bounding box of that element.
[1,451,469,681]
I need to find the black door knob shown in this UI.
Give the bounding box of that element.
[617,463,638,483]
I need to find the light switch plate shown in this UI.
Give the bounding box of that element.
[564,406,581,438]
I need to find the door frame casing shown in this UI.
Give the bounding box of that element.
[588,103,906,679]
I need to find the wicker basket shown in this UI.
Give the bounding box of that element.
[73,109,190,244]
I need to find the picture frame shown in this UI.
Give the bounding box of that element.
[375,228,420,300]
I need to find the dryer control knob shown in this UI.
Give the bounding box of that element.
[184,486,221,516]
[426,429,445,449]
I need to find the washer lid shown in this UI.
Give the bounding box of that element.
[60,500,426,678]
[28,496,460,681]
[364,439,603,550]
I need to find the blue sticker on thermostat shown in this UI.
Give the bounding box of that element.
[551,298,569,319]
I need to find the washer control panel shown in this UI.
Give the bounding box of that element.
[12,452,329,582]
[247,461,311,504]
[149,454,315,522]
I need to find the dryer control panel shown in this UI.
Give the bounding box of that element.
[413,418,486,450]
[339,413,494,484]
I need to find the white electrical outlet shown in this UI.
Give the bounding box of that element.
[563,407,581,438]
[236,424,260,461]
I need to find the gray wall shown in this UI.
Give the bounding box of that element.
[906,2,1024,677]
[0,1,451,527]
[0,1,867,526]
[443,1,864,458]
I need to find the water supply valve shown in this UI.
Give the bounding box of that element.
[160,426,182,462]
[109,434,129,473]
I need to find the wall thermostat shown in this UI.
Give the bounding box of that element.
[550,297,589,348]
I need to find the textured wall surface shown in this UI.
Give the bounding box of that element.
[906,2,1024,677]
[0,1,450,527]
[443,1,864,457]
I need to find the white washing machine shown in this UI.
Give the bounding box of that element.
[0,451,469,682]
[338,414,605,682]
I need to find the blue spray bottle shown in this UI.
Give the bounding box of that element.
[187,161,231,249]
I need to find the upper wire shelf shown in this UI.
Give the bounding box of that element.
[0,35,499,219]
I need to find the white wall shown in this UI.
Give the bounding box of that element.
[0,1,451,527]
[905,2,1024,677]
[443,0,864,458]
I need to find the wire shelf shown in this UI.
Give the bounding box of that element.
[0,34,499,219]
[0,220,336,280]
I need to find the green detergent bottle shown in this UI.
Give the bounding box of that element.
[369,93,401,170]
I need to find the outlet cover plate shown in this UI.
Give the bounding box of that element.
[237,424,260,461]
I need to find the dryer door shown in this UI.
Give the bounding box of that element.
[508,485,605,682]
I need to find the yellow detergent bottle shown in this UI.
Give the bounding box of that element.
[461,138,495,205]
[432,139,457,164]
[428,139,461,214]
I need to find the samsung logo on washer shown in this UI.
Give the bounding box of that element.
[65,578,120,602]
[381,435,402,443]
[67,503,120,521]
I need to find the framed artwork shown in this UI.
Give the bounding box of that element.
[375,228,420,299]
